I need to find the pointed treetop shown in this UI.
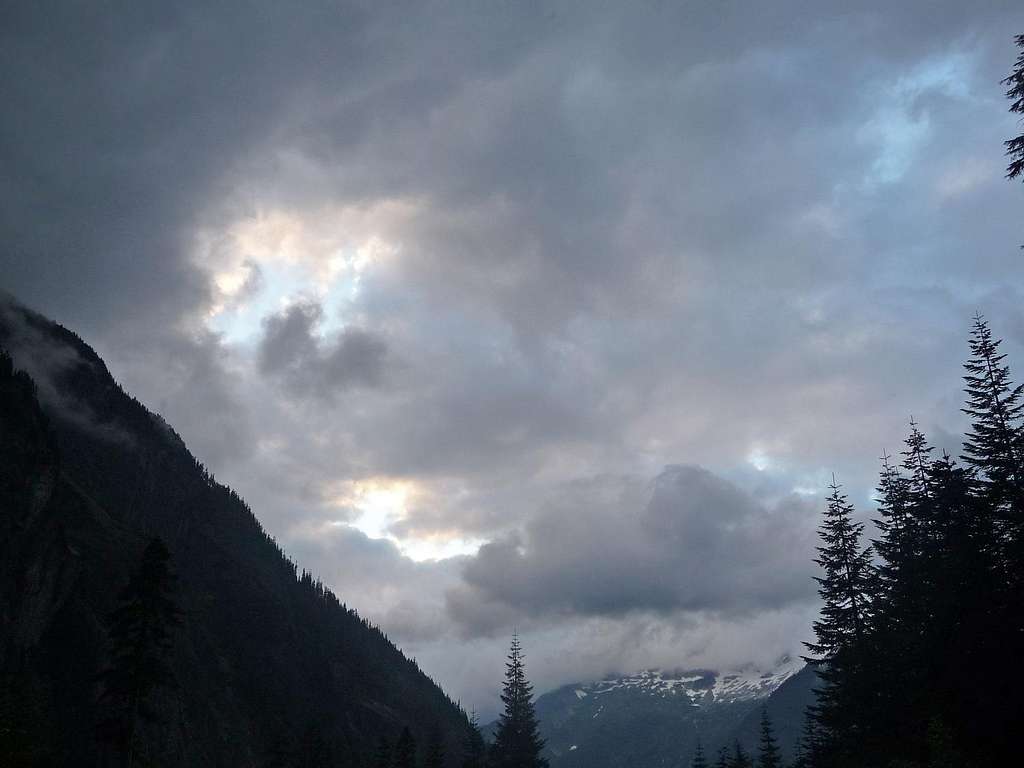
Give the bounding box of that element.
[691,738,709,768]
[758,708,782,768]
[962,314,1024,493]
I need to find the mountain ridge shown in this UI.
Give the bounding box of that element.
[0,299,469,766]
[507,656,814,768]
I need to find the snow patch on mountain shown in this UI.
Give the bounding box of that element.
[582,654,804,706]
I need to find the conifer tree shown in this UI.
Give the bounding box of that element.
[902,419,934,498]
[959,315,1024,759]
[804,480,876,761]
[1004,35,1024,181]
[375,736,393,768]
[790,713,819,768]
[868,429,937,756]
[394,728,417,768]
[729,741,751,768]
[962,314,1024,503]
[491,634,547,768]
[805,481,875,660]
[873,452,913,585]
[691,739,708,768]
[97,537,181,767]
[756,709,781,768]
[424,729,445,768]
[462,711,487,768]
[715,747,729,768]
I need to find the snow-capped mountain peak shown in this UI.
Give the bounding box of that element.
[579,654,804,706]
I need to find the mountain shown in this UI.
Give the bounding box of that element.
[0,301,468,766]
[521,656,814,768]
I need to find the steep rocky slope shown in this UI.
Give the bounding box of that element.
[0,301,467,767]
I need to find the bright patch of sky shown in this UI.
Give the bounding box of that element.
[746,446,774,472]
[859,51,975,187]
[198,206,401,344]
[334,479,484,562]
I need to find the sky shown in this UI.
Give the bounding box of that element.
[3,1,1023,718]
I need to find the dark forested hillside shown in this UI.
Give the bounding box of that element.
[801,315,1024,768]
[0,301,468,767]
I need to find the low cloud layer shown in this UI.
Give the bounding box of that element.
[449,467,818,634]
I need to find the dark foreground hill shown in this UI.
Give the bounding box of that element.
[0,301,467,767]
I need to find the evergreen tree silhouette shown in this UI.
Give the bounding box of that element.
[690,739,708,768]
[873,452,914,594]
[756,709,780,768]
[803,480,875,762]
[462,711,487,768]
[866,426,938,760]
[714,747,729,768]
[960,314,1024,756]
[394,727,417,768]
[729,741,751,768]
[424,728,445,768]
[790,713,819,768]
[962,314,1024,502]
[97,537,181,767]
[491,634,547,768]
[1004,35,1024,181]
[375,736,393,768]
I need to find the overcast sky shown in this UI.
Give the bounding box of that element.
[3,1,1023,717]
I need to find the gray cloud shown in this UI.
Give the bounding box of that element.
[258,300,389,397]
[447,466,818,636]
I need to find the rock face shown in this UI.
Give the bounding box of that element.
[525,657,816,768]
[0,301,467,767]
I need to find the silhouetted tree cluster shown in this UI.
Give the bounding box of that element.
[803,315,1024,767]
[695,714,783,768]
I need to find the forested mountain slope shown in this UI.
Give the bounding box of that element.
[0,301,468,767]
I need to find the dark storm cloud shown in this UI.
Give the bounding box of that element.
[446,466,818,636]
[258,300,389,397]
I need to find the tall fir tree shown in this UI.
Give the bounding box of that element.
[729,741,751,768]
[462,711,487,768]
[873,452,914,589]
[491,634,547,768]
[790,713,819,768]
[97,537,181,767]
[375,736,393,768]
[714,747,729,768]
[804,480,876,763]
[805,480,875,659]
[960,314,1024,759]
[424,729,445,768]
[1004,34,1024,181]
[756,709,781,768]
[394,727,417,768]
[866,428,939,763]
[691,739,708,768]
[961,314,1024,504]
